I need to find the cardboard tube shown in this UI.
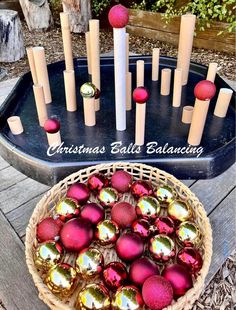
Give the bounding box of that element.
[172,68,182,107]
[60,12,74,71]
[136,60,144,87]
[126,72,132,111]
[33,47,52,104]
[177,14,196,85]
[47,132,61,147]
[188,99,210,146]
[89,20,100,111]
[33,85,48,126]
[135,103,146,146]
[126,33,129,73]
[63,70,77,112]
[182,106,193,124]
[161,68,171,96]
[26,47,38,84]
[7,116,24,135]
[83,97,96,126]
[152,48,160,81]
[85,32,92,75]
[206,62,218,82]
[214,88,233,118]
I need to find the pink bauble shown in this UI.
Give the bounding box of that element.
[116,232,144,262]
[111,202,137,228]
[131,219,151,239]
[111,170,132,193]
[142,275,173,310]
[36,217,62,242]
[194,80,216,101]
[131,180,153,200]
[80,203,105,225]
[66,183,90,205]
[154,216,175,235]
[129,257,160,287]
[108,4,129,28]
[103,262,128,291]
[162,264,193,298]
[44,118,60,133]
[60,218,93,252]
[133,87,150,104]
[177,247,203,274]
[87,173,109,192]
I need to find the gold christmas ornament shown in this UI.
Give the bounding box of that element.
[34,241,63,271]
[55,197,80,221]
[76,247,104,277]
[98,187,119,208]
[80,82,97,98]
[136,196,161,220]
[176,221,201,247]
[155,185,176,206]
[95,219,120,246]
[77,283,110,309]
[149,234,176,262]
[112,285,144,310]
[167,200,192,222]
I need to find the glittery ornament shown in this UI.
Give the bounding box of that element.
[36,217,62,242]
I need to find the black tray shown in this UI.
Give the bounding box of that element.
[0,56,235,185]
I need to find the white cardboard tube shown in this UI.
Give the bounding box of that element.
[63,70,77,112]
[83,97,96,126]
[182,106,193,124]
[177,14,196,85]
[113,27,126,131]
[60,13,74,71]
[26,47,38,84]
[161,68,171,96]
[172,68,182,107]
[206,62,218,83]
[7,116,24,135]
[126,72,132,111]
[214,88,233,118]
[46,132,61,147]
[135,103,146,145]
[85,32,92,75]
[152,48,160,81]
[33,84,48,126]
[136,60,144,87]
[126,33,129,73]
[33,47,52,104]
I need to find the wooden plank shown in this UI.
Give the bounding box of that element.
[0,156,9,170]
[0,210,48,310]
[0,165,27,192]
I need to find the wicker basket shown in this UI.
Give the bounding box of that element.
[25,162,212,310]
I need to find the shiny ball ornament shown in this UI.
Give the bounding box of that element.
[162,264,193,298]
[44,118,60,134]
[133,87,150,103]
[98,187,119,208]
[176,221,201,247]
[60,218,93,252]
[142,275,173,310]
[95,219,120,246]
[55,198,80,222]
[111,170,132,193]
[155,185,175,206]
[136,196,160,220]
[194,80,216,101]
[87,173,109,192]
[80,203,105,226]
[131,180,153,200]
[167,200,192,222]
[149,234,175,262]
[131,219,151,239]
[154,216,175,235]
[34,241,63,271]
[45,263,77,297]
[112,286,144,310]
[77,283,110,310]
[95,88,101,99]
[80,82,96,98]
[66,183,90,205]
[129,257,160,287]
[103,262,128,291]
[177,247,203,274]
[116,232,144,262]
[36,217,62,242]
[111,202,137,228]
[108,4,129,28]
[76,247,104,277]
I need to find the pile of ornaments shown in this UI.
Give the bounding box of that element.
[34,169,204,310]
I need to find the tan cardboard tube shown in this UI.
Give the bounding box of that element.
[182,106,193,124]
[63,70,77,112]
[161,68,171,96]
[33,85,48,126]
[83,97,96,126]
[126,33,129,73]
[85,32,92,75]
[172,68,182,107]
[177,14,196,85]
[26,47,38,84]
[46,132,61,147]
[214,88,233,118]
[126,72,132,111]
[33,47,52,104]
[206,62,218,82]
[7,116,24,135]
[89,20,100,111]
[188,98,210,146]
[152,48,160,81]
[135,103,146,146]
[60,12,74,71]
[136,60,144,87]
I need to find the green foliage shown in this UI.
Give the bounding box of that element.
[92,0,113,16]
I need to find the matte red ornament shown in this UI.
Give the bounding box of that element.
[66,183,90,205]
[44,118,60,133]
[60,218,93,252]
[108,4,129,28]
[177,247,203,274]
[133,87,150,104]
[111,170,132,193]
[131,180,153,200]
[142,275,173,310]
[103,262,128,291]
[116,232,144,262]
[36,217,62,242]
[80,202,105,225]
[129,257,160,287]
[194,80,216,101]
[131,219,151,239]
[111,202,137,228]
[162,264,193,298]
[154,216,175,235]
[87,173,109,192]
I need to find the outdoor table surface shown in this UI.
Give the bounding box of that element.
[0,77,235,310]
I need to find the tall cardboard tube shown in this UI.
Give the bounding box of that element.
[126,72,132,111]
[26,47,38,84]
[83,97,96,126]
[33,47,52,104]
[214,88,233,118]
[47,132,61,147]
[33,85,48,126]
[161,68,171,96]
[85,32,92,75]
[152,48,160,81]
[63,70,77,112]
[177,14,196,85]
[182,106,193,124]
[7,116,24,135]
[60,13,74,71]
[206,62,218,82]
[188,99,210,146]
[126,33,129,73]
[135,103,146,146]
[136,60,144,87]
[172,68,182,107]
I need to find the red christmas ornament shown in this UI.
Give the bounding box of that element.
[154,216,175,235]
[111,202,137,228]
[80,202,105,225]
[44,118,60,134]
[103,262,128,291]
[108,4,129,28]
[162,264,193,298]
[131,219,151,239]
[131,180,153,200]
[194,80,216,101]
[66,183,90,205]
[36,217,62,242]
[133,87,150,103]
[116,232,144,262]
[111,170,132,193]
[60,218,93,252]
[177,247,203,274]
[142,275,173,310]
[95,88,101,100]
[129,257,160,287]
[87,173,109,192]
